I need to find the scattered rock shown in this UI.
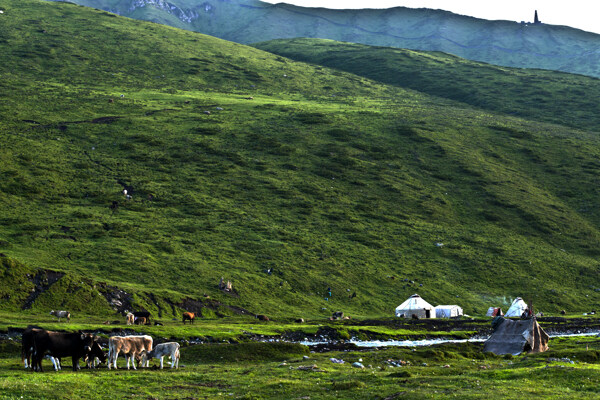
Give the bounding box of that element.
[352,362,365,369]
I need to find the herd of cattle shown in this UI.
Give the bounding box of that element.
[22,310,187,372]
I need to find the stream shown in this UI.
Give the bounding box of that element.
[299,331,600,348]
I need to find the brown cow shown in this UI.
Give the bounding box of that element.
[107,335,153,370]
[125,313,134,325]
[182,312,195,324]
[134,317,146,325]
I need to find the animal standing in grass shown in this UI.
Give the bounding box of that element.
[143,342,180,369]
[107,335,153,370]
[50,310,70,322]
[182,312,195,324]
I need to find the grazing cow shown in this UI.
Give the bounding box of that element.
[133,311,151,321]
[182,312,195,324]
[22,327,43,370]
[142,342,180,369]
[134,316,146,325]
[107,335,153,370]
[126,313,134,325]
[30,329,96,372]
[84,341,107,368]
[50,310,71,322]
[22,327,63,372]
[256,314,269,321]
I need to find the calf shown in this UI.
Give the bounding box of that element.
[107,335,153,370]
[84,341,107,368]
[31,329,96,372]
[50,310,71,322]
[182,312,195,324]
[143,342,180,369]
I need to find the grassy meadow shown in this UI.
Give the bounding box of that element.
[3,336,600,399]
[2,1,600,398]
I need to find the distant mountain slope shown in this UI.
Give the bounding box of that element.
[255,38,600,132]
[2,0,600,317]
[47,0,600,78]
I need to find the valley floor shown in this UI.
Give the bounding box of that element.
[2,317,600,399]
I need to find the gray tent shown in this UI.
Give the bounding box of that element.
[483,317,549,355]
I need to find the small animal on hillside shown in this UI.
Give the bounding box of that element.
[134,317,147,325]
[142,342,180,369]
[133,311,151,321]
[126,312,134,325]
[560,310,567,315]
[331,311,344,320]
[256,314,269,321]
[50,310,71,322]
[182,312,195,324]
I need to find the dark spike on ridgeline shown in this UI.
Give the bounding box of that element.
[534,10,541,24]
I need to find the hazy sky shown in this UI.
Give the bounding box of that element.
[262,1,600,34]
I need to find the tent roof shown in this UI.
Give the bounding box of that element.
[483,317,549,355]
[395,294,434,311]
[505,297,528,317]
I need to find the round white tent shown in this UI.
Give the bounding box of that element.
[505,297,528,317]
[395,294,435,319]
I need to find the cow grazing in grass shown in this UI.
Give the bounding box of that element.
[107,335,153,370]
[30,329,96,372]
[134,316,146,325]
[84,341,107,368]
[142,342,180,369]
[50,310,71,322]
[182,312,195,324]
[133,311,150,321]
[22,327,44,370]
[126,312,134,325]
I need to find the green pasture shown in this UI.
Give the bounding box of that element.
[2,336,600,399]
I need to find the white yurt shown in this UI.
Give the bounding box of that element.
[505,297,528,317]
[395,294,435,319]
[435,305,463,318]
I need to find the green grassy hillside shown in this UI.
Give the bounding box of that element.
[254,38,600,132]
[47,0,600,78]
[2,0,600,319]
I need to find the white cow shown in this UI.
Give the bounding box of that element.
[142,342,180,369]
[50,310,71,322]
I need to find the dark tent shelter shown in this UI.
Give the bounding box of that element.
[483,317,549,355]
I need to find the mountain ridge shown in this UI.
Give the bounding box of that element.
[47,0,600,78]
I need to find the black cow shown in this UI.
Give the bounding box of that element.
[22,327,45,370]
[84,341,106,368]
[133,311,151,321]
[31,330,96,372]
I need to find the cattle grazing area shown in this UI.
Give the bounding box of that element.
[3,330,600,399]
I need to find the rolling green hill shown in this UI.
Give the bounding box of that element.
[2,0,600,319]
[46,0,600,78]
[254,38,600,132]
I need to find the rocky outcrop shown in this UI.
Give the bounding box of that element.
[127,0,199,24]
